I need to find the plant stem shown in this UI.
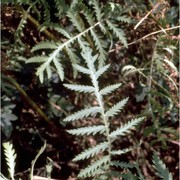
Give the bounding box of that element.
[3,75,50,123]
[89,64,112,168]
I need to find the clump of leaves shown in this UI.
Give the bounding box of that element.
[27,0,130,83]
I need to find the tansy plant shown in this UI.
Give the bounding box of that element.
[62,43,145,179]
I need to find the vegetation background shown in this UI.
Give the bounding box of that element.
[1,0,179,179]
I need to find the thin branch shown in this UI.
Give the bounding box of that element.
[3,75,50,123]
[109,25,180,53]
[134,1,162,30]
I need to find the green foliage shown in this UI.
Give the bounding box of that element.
[63,45,145,178]
[152,153,173,180]
[1,96,17,138]
[2,0,178,179]
[27,0,129,83]
[1,141,49,180]
[2,142,17,180]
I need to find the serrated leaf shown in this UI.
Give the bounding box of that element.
[63,106,101,122]
[83,5,95,26]
[95,64,110,79]
[65,47,78,65]
[90,0,104,21]
[27,56,48,63]
[73,64,91,75]
[73,142,108,161]
[106,20,127,47]
[65,47,79,77]
[152,153,173,180]
[90,29,107,67]
[78,155,109,178]
[53,57,64,81]
[111,148,131,155]
[110,117,144,138]
[67,125,106,136]
[111,161,135,168]
[117,16,131,23]
[64,84,95,93]
[100,83,122,96]
[31,41,58,52]
[54,27,71,39]
[3,142,16,180]
[67,10,84,32]
[105,97,129,118]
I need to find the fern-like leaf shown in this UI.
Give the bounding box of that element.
[64,84,95,93]
[117,16,131,23]
[73,142,108,161]
[100,83,122,96]
[53,56,64,81]
[31,41,58,52]
[78,155,109,178]
[111,148,131,155]
[67,125,106,136]
[90,29,107,67]
[90,0,104,21]
[152,153,173,180]
[3,142,16,180]
[54,27,71,39]
[110,117,144,138]
[63,106,101,122]
[27,56,48,63]
[95,64,110,79]
[67,10,84,32]
[73,64,91,75]
[106,20,127,47]
[105,97,129,118]
[83,5,95,26]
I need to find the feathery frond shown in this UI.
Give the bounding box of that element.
[152,153,173,180]
[110,117,144,138]
[52,56,64,81]
[100,83,122,96]
[3,142,16,180]
[27,56,49,63]
[73,64,91,75]
[90,0,104,21]
[67,10,85,32]
[67,125,106,136]
[63,106,101,122]
[73,142,108,161]
[89,29,107,67]
[63,84,95,93]
[105,97,129,118]
[95,64,110,79]
[31,41,58,52]
[106,20,127,47]
[78,155,109,178]
[117,16,131,23]
[54,27,71,39]
[111,148,131,155]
